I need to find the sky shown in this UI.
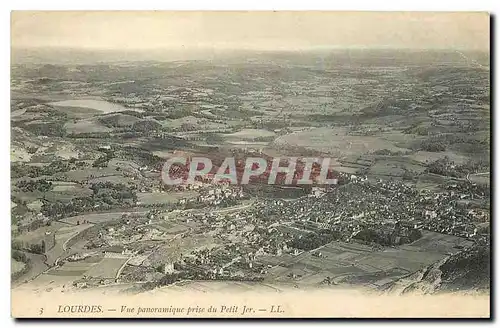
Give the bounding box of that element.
[11,11,490,51]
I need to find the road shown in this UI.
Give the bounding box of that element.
[11,252,49,287]
[466,171,490,183]
[115,257,132,279]
[211,203,253,214]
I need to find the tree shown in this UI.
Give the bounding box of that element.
[29,244,44,254]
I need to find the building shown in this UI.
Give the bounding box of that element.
[164,262,175,274]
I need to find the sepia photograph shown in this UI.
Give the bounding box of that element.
[10,10,491,318]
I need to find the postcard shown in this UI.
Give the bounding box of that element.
[10,11,490,318]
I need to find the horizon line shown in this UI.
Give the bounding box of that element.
[11,46,490,52]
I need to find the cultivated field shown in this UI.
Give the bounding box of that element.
[60,211,147,225]
[137,191,198,205]
[84,256,129,279]
[262,231,474,289]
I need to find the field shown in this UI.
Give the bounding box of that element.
[14,221,67,246]
[274,127,410,157]
[162,116,228,131]
[64,118,112,134]
[50,181,83,192]
[60,210,147,225]
[45,223,94,265]
[469,173,490,185]
[143,234,219,265]
[62,167,124,182]
[368,157,426,179]
[137,191,198,205]
[150,221,189,235]
[409,151,469,166]
[29,253,125,287]
[261,231,474,289]
[84,256,130,279]
[47,261,97,277]
[223,129,276,140]
[31,252,127,285]
[11,259,26,274]
[12,189,92,204]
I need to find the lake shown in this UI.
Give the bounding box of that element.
[49,99,129,113]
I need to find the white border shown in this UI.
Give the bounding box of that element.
[4,0,499,11]
[3,1,497,328]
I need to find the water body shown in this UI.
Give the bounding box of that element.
[49,99,128,113]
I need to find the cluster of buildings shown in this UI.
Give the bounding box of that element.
[195,185,245,205]
[249,177,486,242]
[50,166,488,288]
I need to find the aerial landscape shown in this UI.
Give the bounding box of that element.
[10,11,490,318]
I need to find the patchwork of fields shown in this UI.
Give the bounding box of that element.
[261,231,474,288]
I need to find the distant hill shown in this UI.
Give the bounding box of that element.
[11,47,490,68]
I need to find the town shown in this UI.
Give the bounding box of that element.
[11,47,490,297]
